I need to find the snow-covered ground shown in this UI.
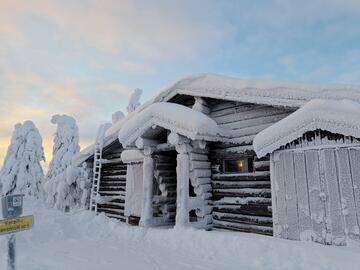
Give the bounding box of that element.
[1,198,360,270]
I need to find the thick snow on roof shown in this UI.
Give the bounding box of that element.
[253,99,360,158]
[154,74,360,108]
[74,73,360,165]
[119,102,226,147]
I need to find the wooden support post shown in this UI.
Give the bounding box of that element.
[139,147,155,227]
[175,142,191,228]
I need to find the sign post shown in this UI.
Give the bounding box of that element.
[1,194,34,270]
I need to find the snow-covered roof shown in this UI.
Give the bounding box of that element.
[118,102,227,147]
[253,99,360,158]
[153,74,360,108]
[73,73,360,165]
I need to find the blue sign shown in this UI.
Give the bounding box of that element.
[1,194,24,219]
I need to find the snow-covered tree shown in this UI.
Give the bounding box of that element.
[66,162,92,209]
[127,88,143,114]
[0,121,45,197]
[112,110,125,124]
[44,114,80,210]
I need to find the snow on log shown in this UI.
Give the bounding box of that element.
[118,102,228,147]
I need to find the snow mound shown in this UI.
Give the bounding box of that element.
[119,102,226,147]
[253,99,360,157]
[154,74,360,108]
[2,198,360,270]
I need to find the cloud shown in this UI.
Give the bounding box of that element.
[0,0,231,60]
[0,70,134,167]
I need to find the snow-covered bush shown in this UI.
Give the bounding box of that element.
[127,88,143,114]
[44,114,81,210]
[0,121,45,197]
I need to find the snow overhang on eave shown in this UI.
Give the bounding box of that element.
[253,99,360,158]
[153,74,360,108]
[118,102,230,147]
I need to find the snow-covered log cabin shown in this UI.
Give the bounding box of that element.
[73,74,360,244]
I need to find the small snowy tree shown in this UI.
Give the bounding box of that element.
[127,88,142,114]
[112,110,125,124]
[0,121,45,197]
[44,114,80,210]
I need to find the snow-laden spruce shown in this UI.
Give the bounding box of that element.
[127,88,143,114]
[0,121,45,197]
[44,114,81,210]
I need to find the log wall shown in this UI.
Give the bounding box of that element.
[207,99,294,235]
[96,140,127,222]
[153,151,178,224]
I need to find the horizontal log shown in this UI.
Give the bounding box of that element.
[99,186,126,193]
[213,203,272,217]
[215,106,286,125]
[212,172,270,181]
[190,177,211,186]
[210,101,256,113]
[213,220,273,236]
[213,188,271,199]
[219,112,291,130]
[213,211,273,226]
[99,190,126,196]
[101,169,127,176]
[101,158,123,164]
[127,216,140,226]
[229,123,273,137]
[191,169,211,178]
[100,175,127,181]
[210,103,260,118]
[100,181,126,187]
[101,163,127,170]
[211,145,255,158]
[97,202,125,210]
[189,153,209,161]
[212,180,270,189]
[98,211,126,222]
[111,198,126,204]
[97,207,125,216]
[190,161,211,170]
[253,160,270,171]
[155,164,176,170]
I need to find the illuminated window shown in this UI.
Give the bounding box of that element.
[223,158,252,173]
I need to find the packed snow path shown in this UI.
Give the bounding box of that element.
[1,199,360,270]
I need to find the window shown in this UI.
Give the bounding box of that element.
[223,158,253,173]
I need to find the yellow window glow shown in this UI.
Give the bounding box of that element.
[237,160,244,169]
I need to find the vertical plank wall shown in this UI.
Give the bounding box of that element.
[272,146,360,245]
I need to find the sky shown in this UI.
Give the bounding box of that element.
[1,0,360,168]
